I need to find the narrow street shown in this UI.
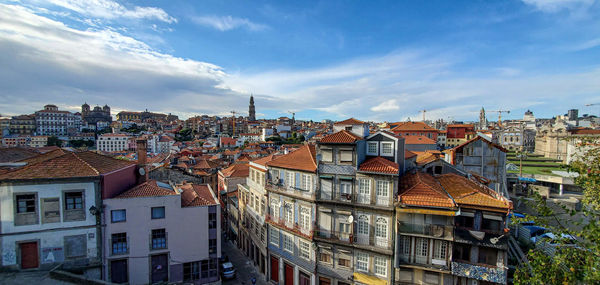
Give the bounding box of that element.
[221,239,268,285]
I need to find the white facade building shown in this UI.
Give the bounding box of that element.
[98,134,131,152]
[35,104,81,136]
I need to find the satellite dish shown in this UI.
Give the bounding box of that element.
[139,168,146,176]
[348,215,354,223]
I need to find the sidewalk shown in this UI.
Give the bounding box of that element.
[222,239,268,285]
[0,270,74,285]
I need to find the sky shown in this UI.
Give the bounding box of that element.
[1,0,600,122]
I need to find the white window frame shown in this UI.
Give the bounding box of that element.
[381,142,394,156]
[416,237,428,257]
[356,252,369,272]
[367,142,378,155]
[433,240,448,260]
[374,256,387,277]
[357,215,369,235]
[299,206,311,230]
[283,233,294,253]
[284,202,294,224]
[270,198,279,219]
[321,149,333,162]
[269,226,279,246]
[376,180,389,198]
[399,235,411,255]
[339,150,353,162]
[302,174,312,191]
[340,180,352,195]
[299,239,310,260]
[359,179,370,195]
[375,217,388,239]
[287,171,295,188]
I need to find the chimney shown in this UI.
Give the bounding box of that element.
[137,139,148,183]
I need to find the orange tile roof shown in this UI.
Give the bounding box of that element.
[320,130,363,143]
[415,152,440,166]
[180,183,218,207]
[398,172,455,208]
[438,173,511,211]
[0,151,135,180]
[221,162,250,178]
[570,128,600,135]
[0,147,39,163]
[252,154,280,167]
[447,124,475,128]
[267,144,317,172]
[18,149,67,165]
[404,150,417,159]
[391,121,438,132]
[114,180,176,198]
[402,135,437,145]
[334,118,365,125]
[359,157,399,174]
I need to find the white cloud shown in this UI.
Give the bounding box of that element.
[191,15,267,31]
[521,0,595,12]
[47,0,177,23]
[370,99,400,112]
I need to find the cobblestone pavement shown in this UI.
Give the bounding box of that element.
[0,270,74,285]
[222,239,268,285]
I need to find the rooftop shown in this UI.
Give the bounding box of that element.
[333,117,365,125]
[319,130,363,144]
[359,156,400,174]
[114,180,176,198]
[267,144,317,172]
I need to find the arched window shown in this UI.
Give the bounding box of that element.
[300,207,311,230]
[358,215,369,235]
[375,217,387,238]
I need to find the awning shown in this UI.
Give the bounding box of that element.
[339,176,353,180]
[319,175,333,179]
[518,177,537,182]
[353,272,387,285]
[396,208,456,216]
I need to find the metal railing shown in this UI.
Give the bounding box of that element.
[266,181,316,200]
[397,222,453,238]
[318,192,393,208]
[265,214,314,239]
[315,229,392,250]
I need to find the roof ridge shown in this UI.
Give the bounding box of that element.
[73,152,100,175]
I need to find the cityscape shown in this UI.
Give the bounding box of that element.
[1,1,600,285]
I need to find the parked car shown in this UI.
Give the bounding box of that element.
[221,262,236,280]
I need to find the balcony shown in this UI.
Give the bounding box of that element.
[315,229,393,253]
[454,227,508,249]
[397,222,454,240]
[265,214,314,239]
[318,192,393,209]
[451,261,507,284]
[266,181,315,201]
[315,230,353,244]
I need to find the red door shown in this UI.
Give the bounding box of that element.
[270,256,279,282]
[285,263,294,285]
[20,242,38,269]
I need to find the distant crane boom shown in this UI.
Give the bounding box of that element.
[487,109,511,126]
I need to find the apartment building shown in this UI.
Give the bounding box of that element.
[265,144,318,285]
[97,133,131,152]
[35,104,81,136]
[237,154,278,281]
[314,129,404,285]
[103,181,220,284]
[396,171,512,285]
[0,150,136,276]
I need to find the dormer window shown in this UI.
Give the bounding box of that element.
[367,142,378,156]
[381,142,393,156]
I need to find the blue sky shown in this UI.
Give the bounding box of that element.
[1,0,599,122]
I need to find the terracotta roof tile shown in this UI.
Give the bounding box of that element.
[404,150,417,159]
[180,184,218,207]
[398,172,455,208]
[114,180,176,198]
[0,147,39,163]
[333,118,365,125]
[359,157,399,174]
[0,151,135,180]
[391,121,438,132]
[267,144,317,172]
[18,149,67,165]
[221,163,250,178]
[320,130,363,143]
[252,154,280,167]
[438,173,511,211]
[402,135,437,145]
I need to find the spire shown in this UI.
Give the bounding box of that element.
[248,94,256,121]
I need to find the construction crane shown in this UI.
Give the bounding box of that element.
[230,110,237,137]
[419,109,427,121]
[288,110,295,124]
[487,109,510,127]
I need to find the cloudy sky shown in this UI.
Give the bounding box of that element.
[1,0,599,122]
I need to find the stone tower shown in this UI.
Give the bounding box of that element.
[249,95,256,121]
[479,107,487,130]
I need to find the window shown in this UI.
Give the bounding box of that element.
[478,247,498,266]
[16,194,36,213]
[338,256,350,268]
[416,238,428,257]
[151,229,167,250]
[339,181,352,195]
[482,218,501,232]
[375,217,387,239]
[151,207,165,219]
[399,235,411,256]
[183,261,200,281]
[433,240,448,260]
[356,252,368,272]
[374,256,387,277]
[453,243,471,262]
[64,192,83,210]
[287,171,295,187]
[357,215,369,235]
[270,199,279,219]
[376,181,389,198]
[300,207,311,230]
[111,209,126,223]
[367,142,378,155]
[299,239,310,260]
[269,226,279,246]
[302,174,312,191]
[340,150,353,162]
[283,233,293,253]
[284,202,293,224]
[319,252,332,264]
[111,233,128,255]
[64,235,86,258]
[209,238,217,254]
[381,142,393,155]
[321,149,332,162]
[359,179,370,195]
[209,213,217,229]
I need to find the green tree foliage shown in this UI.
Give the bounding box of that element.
[69,139,94,148]
[120,124,147,134]
[515,137,600,284]
[47,136,62,147]
[175,128,193,142]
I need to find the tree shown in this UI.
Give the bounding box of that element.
[515,137,600,284]
[47,136,62,147]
